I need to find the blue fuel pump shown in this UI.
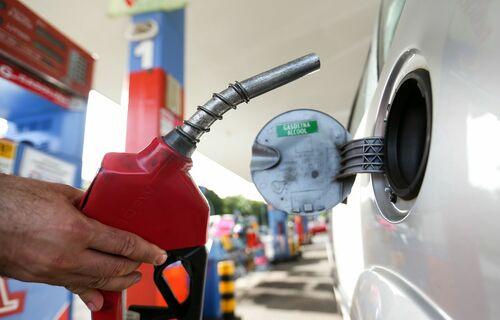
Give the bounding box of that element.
[267,209,291,261]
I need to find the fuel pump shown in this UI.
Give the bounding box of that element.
[80,53,320,320]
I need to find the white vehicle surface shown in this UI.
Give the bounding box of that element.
[330,0,500,319]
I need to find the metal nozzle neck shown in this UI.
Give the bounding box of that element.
[164,53,321,157]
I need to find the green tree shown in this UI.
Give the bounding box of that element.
[222,195,265,219]
[200,187,266,219]
[200,187,224,215]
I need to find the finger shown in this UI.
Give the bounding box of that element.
[74,250,141,278]
[67,287,103,312]
[63,271,142,292]
[85,271,142,291]
[87,220,167,265]
[56,271,142,292]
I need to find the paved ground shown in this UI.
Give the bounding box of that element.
[235,235,342,320]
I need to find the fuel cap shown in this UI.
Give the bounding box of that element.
[251,109,354,214]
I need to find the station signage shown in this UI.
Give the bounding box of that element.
[0,62,71,108]
[0,278,26,317]
[109,0,187,17]
[0,0,94,98]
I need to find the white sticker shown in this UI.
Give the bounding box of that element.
[167,75,182,116]
[160,109,176,136]
[18,147,77,185]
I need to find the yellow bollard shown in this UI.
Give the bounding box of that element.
[221,235,233,251]
[288,237,295,256]
[218,260,236,319]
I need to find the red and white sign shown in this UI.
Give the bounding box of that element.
[0,0,94,97]
[0,61,71,108]
[0,278,26,317]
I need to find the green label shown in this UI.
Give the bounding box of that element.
[276,120,318,137]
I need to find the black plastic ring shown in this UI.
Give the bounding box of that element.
[213,93,236,109]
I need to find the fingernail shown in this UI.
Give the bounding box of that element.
[133,273,142,284]
[154,254,167,266]
[87,302,98,311]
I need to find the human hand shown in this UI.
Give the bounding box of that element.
[0,173,167,311]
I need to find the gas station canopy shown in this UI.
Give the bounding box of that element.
[24,0,378,180]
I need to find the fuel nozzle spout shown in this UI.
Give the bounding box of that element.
[164,53,321,156]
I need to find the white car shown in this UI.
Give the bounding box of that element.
[330,0,500,319]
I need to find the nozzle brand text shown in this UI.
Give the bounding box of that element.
[277,120,318,137]
[123,186,154,220]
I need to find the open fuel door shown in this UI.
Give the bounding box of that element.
[251,109,384,215]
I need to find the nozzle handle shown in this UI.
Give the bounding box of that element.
[164,53,321,157]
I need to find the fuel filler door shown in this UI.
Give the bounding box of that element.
[251,109,384,214]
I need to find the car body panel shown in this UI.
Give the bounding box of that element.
[350,267,450,320]
[331,0,500,319]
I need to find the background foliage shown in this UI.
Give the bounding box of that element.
[201,187,266,219]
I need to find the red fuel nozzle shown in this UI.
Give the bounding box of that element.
[80,53,320,320]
